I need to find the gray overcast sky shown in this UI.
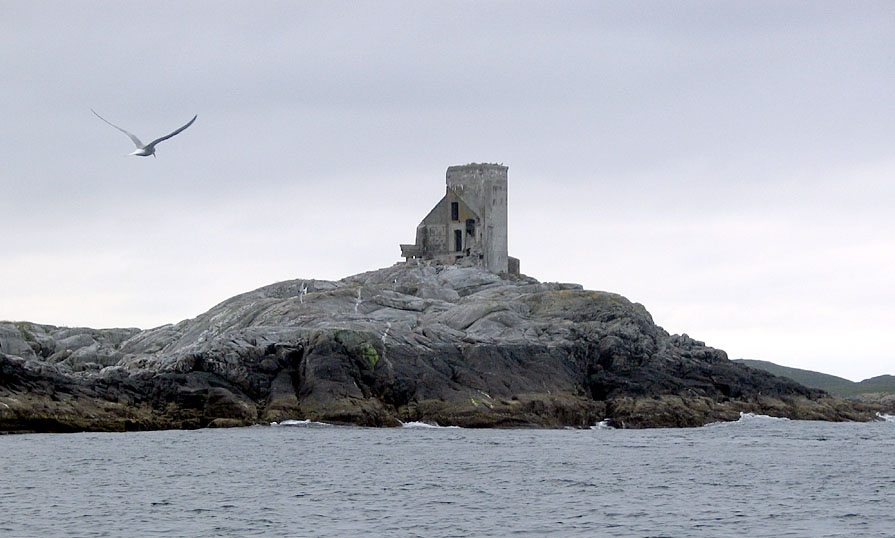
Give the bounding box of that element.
[2,1,893,381]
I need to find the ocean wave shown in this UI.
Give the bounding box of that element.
[702,412,790,428]
[269,419,333,428]
[590,419,614,430]
[737,412,790,422]
[400,421,460,429]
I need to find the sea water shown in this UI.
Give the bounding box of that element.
[1,415,892,537]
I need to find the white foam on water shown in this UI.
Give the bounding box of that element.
[703,412,791,428]
[270,419,333,427]
[737,412,790,422]
[590,419,614,430]
[702,419,726,427]
[399,421,460,429]
[876,413,895,423]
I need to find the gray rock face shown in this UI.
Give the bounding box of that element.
[0,263,880,432]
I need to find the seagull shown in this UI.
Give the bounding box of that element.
[92,109,197,157]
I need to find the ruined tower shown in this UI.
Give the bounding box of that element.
[400,163,518,274]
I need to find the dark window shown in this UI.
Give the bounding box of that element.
[454,229,463,252]
[466,219,476,236]
[450,202,459,221]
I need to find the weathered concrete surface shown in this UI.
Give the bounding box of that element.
[0,263,883,432]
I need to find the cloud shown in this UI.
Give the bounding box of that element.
[1,2,893,379]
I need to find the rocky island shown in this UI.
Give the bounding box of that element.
[0,263,880,432]
[1,164,883,432]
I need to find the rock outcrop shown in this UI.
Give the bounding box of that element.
[0,263,881,432]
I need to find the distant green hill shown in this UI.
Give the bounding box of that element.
[734,359,895,397]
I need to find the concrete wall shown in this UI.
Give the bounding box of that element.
[402,188,483,265]
[401,163,511,274]
[446,164,508,273]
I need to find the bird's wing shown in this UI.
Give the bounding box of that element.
[91,109,144,148]
[146,115,197,148]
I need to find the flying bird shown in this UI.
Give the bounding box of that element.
[92,109,197,157]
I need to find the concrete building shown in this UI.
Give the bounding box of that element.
[400,163,519,274]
